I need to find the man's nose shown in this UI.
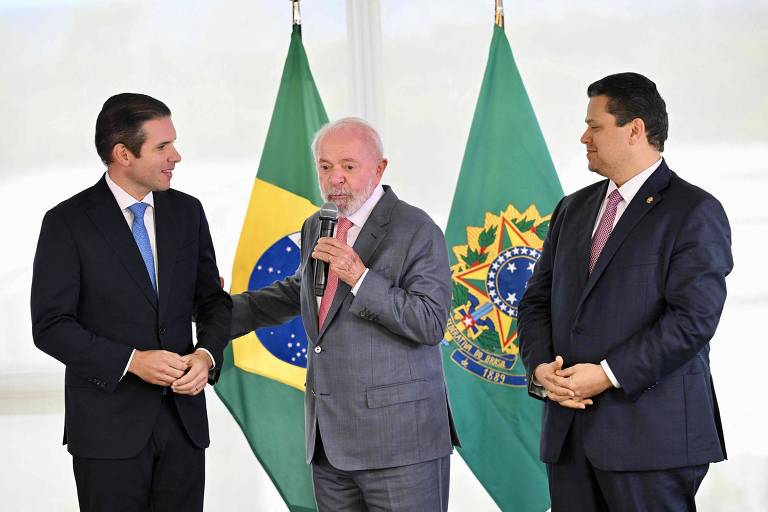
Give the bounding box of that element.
[329,170,345,184]
[580,129,590,145]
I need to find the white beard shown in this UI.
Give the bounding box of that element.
[322,176,376,217]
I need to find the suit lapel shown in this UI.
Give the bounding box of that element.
[577,162,672,306]
[316,187,395,341]
[154,191,179,322]
[574,181,609,286]
[86,177,158,310]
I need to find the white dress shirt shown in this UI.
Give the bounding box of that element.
[105,172,159,286]
[592,158,662,388]
[105,172,215,377]
[591,158,663,236]
[316,185,385,308]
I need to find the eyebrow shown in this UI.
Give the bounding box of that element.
[318,157,360,164]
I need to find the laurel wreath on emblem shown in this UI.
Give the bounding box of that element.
[443,204,551,387]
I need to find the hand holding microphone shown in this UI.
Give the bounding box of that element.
[313,202,339,296]
[312,202,366,294]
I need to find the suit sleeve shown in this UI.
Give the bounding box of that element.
[31,209,133,392]
[605,197,733,400]
[518,197,564,400]
[230,273,303,338]
[190,202,233,384]
[348,220,452,346]
[229,220,307,339]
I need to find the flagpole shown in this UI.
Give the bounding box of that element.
[495,0,504,28]
[292,0,302,36]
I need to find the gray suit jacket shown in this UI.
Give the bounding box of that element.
[231,186,458,470]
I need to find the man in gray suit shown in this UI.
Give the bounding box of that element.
[230,118,458,511]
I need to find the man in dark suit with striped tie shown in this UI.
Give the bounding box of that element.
[519,73,733,510]
[31,93,231,511]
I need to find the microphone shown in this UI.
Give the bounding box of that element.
[313,202,339,296]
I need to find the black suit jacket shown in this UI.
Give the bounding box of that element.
[31,175,232,459]
[519,160,732,471]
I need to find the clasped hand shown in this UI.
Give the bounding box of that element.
[312,237,366,288]
[533,355,613,409]
[128,349,212,396]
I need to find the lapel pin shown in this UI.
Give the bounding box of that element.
[646,196,654,204]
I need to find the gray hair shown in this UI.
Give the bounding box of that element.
[311,117,384,160]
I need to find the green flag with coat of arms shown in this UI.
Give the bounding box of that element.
[441,23,563,511]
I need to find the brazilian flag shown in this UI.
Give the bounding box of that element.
[215,25,326,512]
[440,23,564,511]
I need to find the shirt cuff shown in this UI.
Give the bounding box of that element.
[351,268,369,295]
[530,381,547,398]
[528,365,548,398]
[121,349,136,379]
[601,359,621,388]
[196,348,216,369]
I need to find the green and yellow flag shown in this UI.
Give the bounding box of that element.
[441,23,563,511]
[215,25,326,512]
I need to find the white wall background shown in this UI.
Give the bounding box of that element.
[1,0,766,510]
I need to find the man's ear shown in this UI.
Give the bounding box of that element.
[111,144,133,167]
[376,158,388,178]
[628,118,646,146]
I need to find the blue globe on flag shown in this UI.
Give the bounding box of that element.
[247,233,309,368]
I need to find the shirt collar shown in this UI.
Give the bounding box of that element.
[346,184,385,228]
[606,157,663,204]
[105,171,155,210]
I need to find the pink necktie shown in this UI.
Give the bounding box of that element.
[318,217,353,328]
[589,189,622,273]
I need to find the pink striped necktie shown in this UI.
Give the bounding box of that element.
[589,189,623,273]
[318,217,354,328]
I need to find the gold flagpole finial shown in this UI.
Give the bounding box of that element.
[292,0,302,26]
[495,0,504,28]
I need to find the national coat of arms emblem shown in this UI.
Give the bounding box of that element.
[443,204,551,386]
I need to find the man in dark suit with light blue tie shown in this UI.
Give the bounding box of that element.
[31,93,231,511]
[518,73,733,511]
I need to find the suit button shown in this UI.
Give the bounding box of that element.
[311,388,316,396]
[572,326,583,335]
[159,327,167,335]
[314,346,322,354]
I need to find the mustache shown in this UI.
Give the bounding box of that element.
[323,187,353,198]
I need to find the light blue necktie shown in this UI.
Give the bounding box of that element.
[128,202,157,292]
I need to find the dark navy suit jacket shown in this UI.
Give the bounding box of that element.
[31,175,232,459]
[519,160,732,471]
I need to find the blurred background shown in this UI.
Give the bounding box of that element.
[1,0,766,510]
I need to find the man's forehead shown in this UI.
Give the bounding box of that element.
[320,126,365,144]
[318,130,374,157]
[585,96,612,121]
